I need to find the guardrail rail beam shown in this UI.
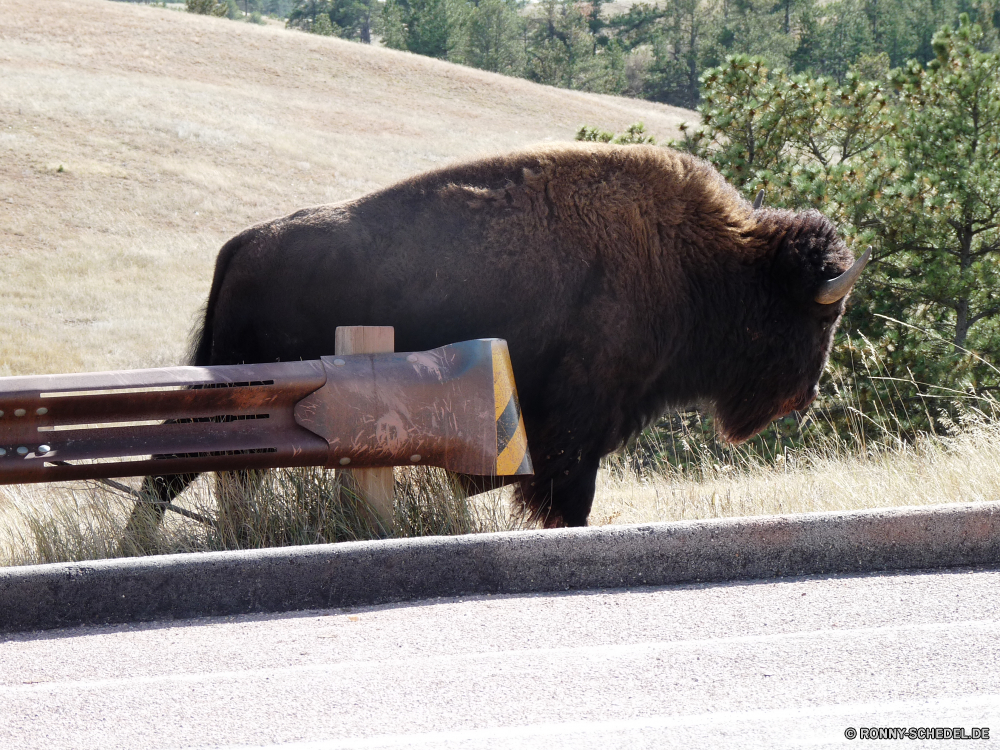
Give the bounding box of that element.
[0,338,532,485]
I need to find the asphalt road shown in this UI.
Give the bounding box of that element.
[2,567,998,750]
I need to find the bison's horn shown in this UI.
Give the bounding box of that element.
[753,190,765,210]
[814,246,872,304]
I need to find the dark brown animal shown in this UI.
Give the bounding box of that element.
[148,143,867,527]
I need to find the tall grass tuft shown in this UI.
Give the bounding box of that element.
[0,467,531,568]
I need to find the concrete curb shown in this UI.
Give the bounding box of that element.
[2,501,1000,634]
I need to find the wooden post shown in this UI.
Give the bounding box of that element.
[335,326,396,524]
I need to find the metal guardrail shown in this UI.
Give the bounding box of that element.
[0,338,532,485]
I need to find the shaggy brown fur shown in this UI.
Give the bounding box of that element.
[149,143,856,527]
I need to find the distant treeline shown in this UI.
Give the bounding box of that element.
[184,0,292,22]
[186,0,999,107]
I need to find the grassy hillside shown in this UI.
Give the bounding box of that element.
[0,0,693,377]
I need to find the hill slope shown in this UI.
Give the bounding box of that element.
[0,0,695,375]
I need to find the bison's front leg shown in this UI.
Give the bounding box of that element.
[454,451,600,528]
[513,355,615,526]
[517,449,601,528]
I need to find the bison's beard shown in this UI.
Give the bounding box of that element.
[714,384,818,444]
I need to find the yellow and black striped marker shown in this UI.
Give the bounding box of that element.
[491,339,533,476]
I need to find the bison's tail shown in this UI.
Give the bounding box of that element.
[188,232,247,366]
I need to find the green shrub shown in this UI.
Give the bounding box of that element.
[575,122,655,145]
[186,0,229,16]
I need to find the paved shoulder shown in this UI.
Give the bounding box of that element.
[2,568,998,749]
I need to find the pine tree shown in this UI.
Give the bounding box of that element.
[465,0,526,74]
[525,0,621,92]
[679,17,1000,437]
[878,16,1000,354]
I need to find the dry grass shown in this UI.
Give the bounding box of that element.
[6,414,1000,566]
[590,421,1000,525]
[0,467,528,566]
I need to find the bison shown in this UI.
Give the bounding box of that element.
[143,142,868,527]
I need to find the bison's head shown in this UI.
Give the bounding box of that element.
[711,207,869,443]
